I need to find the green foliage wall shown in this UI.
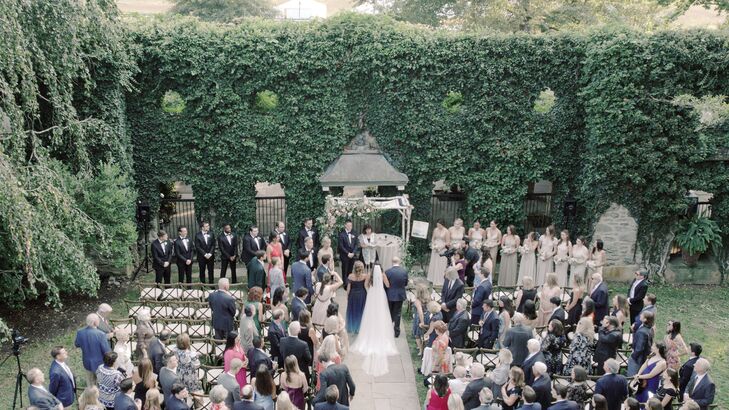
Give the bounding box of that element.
[127,14,729,269]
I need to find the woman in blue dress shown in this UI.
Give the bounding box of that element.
[634,342,668,403]
[346,261,369,333]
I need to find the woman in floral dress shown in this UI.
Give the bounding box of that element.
[563,317,595,375]
[541,319,567,375]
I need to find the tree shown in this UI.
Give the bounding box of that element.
[170,0,278,22]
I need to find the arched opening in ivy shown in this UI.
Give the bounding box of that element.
[534,88,556,114]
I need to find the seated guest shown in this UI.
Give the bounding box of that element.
[461,363,493,410]
[646,398,663,410]
[477,300,499,349]
[27,368,63,410]
[518,386,540,410]
[448,366,469,397]
[234,385,264,410]
[540,319,566,375]
[314,385,347,410]
[501,367,525,410]
[503,313,532,367]
[49,346,76,408]
[267,309,286,365]
[113,378,139,410]
[166,383,191,410]
[79,386,104,410]
[547,384,579,410]
[522,339,545,386]
[96,351,124,409]
[594,359,628,410]
[594,316,622,375]
[563,317,595,375]
[473,387,499,410]
[424,373,450,410]
[448,298,470,348]
[566,366,591,405]
[530,362,551,410]
[679,343,702,397]
[683,358,715,410]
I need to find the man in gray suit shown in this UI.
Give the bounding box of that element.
[503,313,533,367]
[159,352,181,404]
[208,278,237,340]
[314,352,356,406]
[385,257,408,337]
[218,358,243,408]
[27,368,63,410]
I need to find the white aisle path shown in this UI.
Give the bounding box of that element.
[332,289,421,410]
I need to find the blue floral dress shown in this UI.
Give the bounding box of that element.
[563,333,594,375]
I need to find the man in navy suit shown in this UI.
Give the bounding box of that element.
[174,226,194,283]
[291,287,308,322]
[627,270,649,327]
[631,293,657,333]
[74,313,110,385]
[627,311,654,376]
[471,266,493,325]
[518,386,541,410]
[208,278,237,339]
[447,298,470,348]
[440,267,464,323]
[114,378,140,410]
[280,321,313,383]
[503,313,532,367]
[589,273,609,325]
[317,255,332,283]
[314,385,349,410]
[548,384,580,410]
[547,297,567,325]
[218,224,239,283]
[594,359,628,410]
[522,339,545,385]
[292,250,314,303]
[27,368,63,410]
[195,221,216,284]
[234,385,264,410]
[594,316,623,375]
[267,310,286,365]
[684,358,715,410]
[461,363,493,410]
[385,257,408,337]
[49,346,75,408]
[166,383,192,410]
[152,229,174,284]
[247,336,274,375]
[337,220,359,287]
[478,300,499,349]
[531,362,552,410]
[679,343,702,397]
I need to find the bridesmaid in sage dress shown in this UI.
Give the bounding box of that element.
[498,225,520,287]
[518,232,538,286]
[427,220,450,287]
[536,225,556,286]
[554,230,572,287]
[569,237,589,283]
[346,261,369,334]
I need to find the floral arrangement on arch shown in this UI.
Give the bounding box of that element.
[317,195,383,239]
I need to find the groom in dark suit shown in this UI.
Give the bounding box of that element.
[337,220,358,287]
[385,257,408,337]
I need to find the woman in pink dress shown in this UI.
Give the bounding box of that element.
[424,374,451,410]
[223,331,248,389]
[266,232,284,282]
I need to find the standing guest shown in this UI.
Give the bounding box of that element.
[568,237,589,283]
[317,253,333,283]
[135,308,154,359]
[521,339,545,385]
[196,221,216,284]
[430,321,452,375]
[634,342,668,403]
[448,298,471,348]
[267,310,286,366]
[271,287,289,327]
[424,373,451,410]
[79,386,104,410]
[274,221,292,275]
[547,384,580,410]
[554,230,572,287]
[498,226,520,288]
[684,358,715,410]
[159,353,181,404]
[517,232,538,287]
[298,218,320,252]
[280,322,313,384]
[314,271,344,326]
[96,351,124,409]
[514,276,537,314]
[345,261,368,333]
[517,386,540,410]
[594,316,623,375]
[218,357,243,409]
[148,330,170,375]
[145,389,162,410]
[664,320,689,371]
[540,319,566,375]
[234,385,264,410]
[412,282,431,355]
[472,267,494,324]
[501,367,525,410]
[655,368,679,410]
[298,311,318,359]
[522,300,539,329]
[132,358,156,408]
[564,274,584,327]
[281,355,309,410]
[242,226,265,265]
[359,224,377,273]
[292,250,315,304]
[503,313,533,368]
[337,220,359,286]
[291,288,308,322]
[449,394,466,410]
[632,293,658,332]
[581,297,595,322]
[247,337,274,376]
[428,219,451,286]
[547,297,567,325]
[166,383,190,410]
[209,278,237,340]
[385,256,409,337]
[175,226,194,284]
[49,346,76,408]
[316,337,343,390]
[566,366,591,404]
[171,333,203,405]
[563,317,595,375]
[224,331,249,389]
[96,303,114,339]
[462,363,494,410]
[113,378,140,410]
[627,311,654,377]
[463,239,481,287]
[75,313,110,385]
[423,301,444,349]
[627,270,649,327]
[219,224,239,283]
[530,362,551,410]
[679,343,702,397]
[152,230,173,284]
[589,273,609,325]
[323,303,349,357]
[209,385,232,410]
[611,295,630,330]
[441,266,465,323]
[239,305,259,353]
[594,359,628,410]
[314,353,356,407]
[268,257,285,295]
[536,273,561,327]
[474,388,500,410]
[592,395,608,410]
[536,225,556,285]
[314,386,346,410]
[497,296,515,348]
[247,251,267,291]
[27,367,63,410]
[483,220,501,265]
[587,239,606,276]
[491,349,513,401]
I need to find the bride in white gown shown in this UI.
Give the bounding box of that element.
[350,264,399,377]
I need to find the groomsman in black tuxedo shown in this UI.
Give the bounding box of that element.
[195,222,216,284]
[337,220,358,287]
[218,224,239,284]
[298,218,320,252]
[242,225,265,265]
[152,230,174,284]
[274,221,291,274]
[303,236,318,271]
[174,226,194,283]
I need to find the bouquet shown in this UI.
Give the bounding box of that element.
[501,246,516,256]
